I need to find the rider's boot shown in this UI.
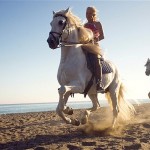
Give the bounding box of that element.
[95,57,105,93]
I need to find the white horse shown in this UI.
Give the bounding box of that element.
[47,8,135,127]
[145,58,150,98]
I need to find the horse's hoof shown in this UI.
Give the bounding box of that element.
[74,119,80,126]
[71,119,80,126]
[81,115,88,125]
[63,107,73,115]
[68,109,73,115]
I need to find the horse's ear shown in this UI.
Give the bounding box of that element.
[53,11,56,15]
[145,58,150,66]
[65,7,70,14]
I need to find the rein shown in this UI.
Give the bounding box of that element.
[60,40,90,47]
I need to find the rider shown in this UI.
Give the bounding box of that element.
[84,6,105,93]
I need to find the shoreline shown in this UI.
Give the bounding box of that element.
[0,99,149,115]
[0,103,150,150]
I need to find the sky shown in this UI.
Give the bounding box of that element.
[0,0,150,104]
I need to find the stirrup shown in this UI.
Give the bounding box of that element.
[97,82,105,93]
[97,87,105,93]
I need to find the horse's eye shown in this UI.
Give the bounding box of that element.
[58,20,65,26]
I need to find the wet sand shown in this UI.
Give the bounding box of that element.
[0,103,150,150]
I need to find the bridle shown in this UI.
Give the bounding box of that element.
[47,14,89,49]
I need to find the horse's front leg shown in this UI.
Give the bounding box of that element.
[88,93,100,111]
[56,86,72,124]
[63,92,73,115]
[56,85,83,125]
[80,94,100,125]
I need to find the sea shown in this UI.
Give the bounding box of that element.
[0,99,149,115]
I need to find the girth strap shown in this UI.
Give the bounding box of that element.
[83,74,94,98]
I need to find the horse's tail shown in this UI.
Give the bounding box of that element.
[148,92,150,99]
[117,83,136,121]
[105,83,136,121]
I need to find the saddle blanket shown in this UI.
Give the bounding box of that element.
[101,60,113,74]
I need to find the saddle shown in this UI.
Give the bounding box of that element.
[85,52,113,75]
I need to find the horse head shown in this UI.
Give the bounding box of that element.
[145,58,150,76]
[47,8,71,49]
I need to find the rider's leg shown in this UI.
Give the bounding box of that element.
[95,56,105,93]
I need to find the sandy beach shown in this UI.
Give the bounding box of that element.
[0,103,150,150]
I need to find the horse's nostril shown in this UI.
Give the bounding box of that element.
[47,38,54,45]
[49,39,54,45]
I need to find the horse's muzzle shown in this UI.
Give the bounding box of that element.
[47,34,59,49]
